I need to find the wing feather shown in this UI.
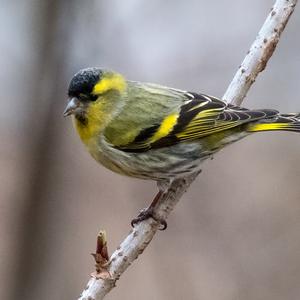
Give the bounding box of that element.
[115,92,278,152]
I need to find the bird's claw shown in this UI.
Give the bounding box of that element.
[131,207,167,230]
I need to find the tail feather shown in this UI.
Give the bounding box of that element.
[247,113,300,133]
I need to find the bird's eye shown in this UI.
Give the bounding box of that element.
[78,93,98,102]
[89,94,98,101]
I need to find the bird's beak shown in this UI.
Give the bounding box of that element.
[63,97,80,117]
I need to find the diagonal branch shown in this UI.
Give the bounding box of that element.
[78,1,298,299]
[223,0,297,106]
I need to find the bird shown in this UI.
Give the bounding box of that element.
[64,67,300,229]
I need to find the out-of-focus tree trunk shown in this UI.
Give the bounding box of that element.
[10,1,73,299]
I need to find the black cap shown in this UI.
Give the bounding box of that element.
[68,68,102,98]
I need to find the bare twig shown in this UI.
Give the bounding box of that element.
[78,1,298,299]
[223,0,297,106]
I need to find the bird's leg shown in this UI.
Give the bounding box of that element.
[131,190,167,230]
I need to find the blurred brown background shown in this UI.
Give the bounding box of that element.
[1,1,300,299]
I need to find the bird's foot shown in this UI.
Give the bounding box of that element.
[131,207,167,230]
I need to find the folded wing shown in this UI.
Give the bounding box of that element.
[114,92,278,152]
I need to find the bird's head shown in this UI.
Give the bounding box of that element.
[64,68,126,122]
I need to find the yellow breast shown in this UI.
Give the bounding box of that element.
[73,113,128,176]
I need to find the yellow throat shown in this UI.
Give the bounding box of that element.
[73,73,126,146]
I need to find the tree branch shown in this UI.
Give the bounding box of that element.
[223,0,297,106]
[78,1,298,299]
